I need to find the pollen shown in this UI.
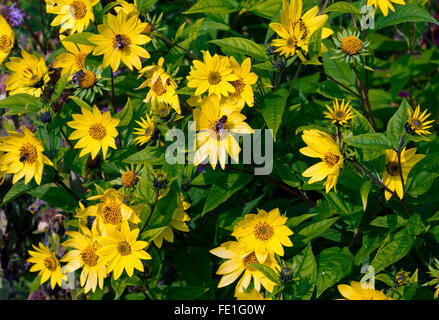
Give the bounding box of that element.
[0,35,12,51]
[323,152,340,168]
[340,35,363,55]
[230,79,245,94]
[152,78,167,96]
[88,123,107,140]
[386,161,400,176]
[19,143,38,164]
[122,170,138,188]
[253,222,274,241]
[118,241,132,256]
[208,71,222,85]
[81,246,99,267]
[44,257,58,271]
[70,0,87,19]
[78,70,96,89]
[243,252,259,271]
[102,202,123,225]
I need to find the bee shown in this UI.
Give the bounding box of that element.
[115,34,129,49]
[72,70,85,85]
[19,152,29,163]
[215,115,228,137]
[32,78,45,89]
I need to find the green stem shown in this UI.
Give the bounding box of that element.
[141,190,159,233]
[288,63,303,96]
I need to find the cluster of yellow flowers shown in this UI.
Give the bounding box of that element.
[210,208,293,299]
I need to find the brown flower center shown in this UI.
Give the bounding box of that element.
[253,222,274,241]
[208,71,221,85]
[102,202,122,225]
[70,0,87,19]
[118,241,132,256]
[152,79,167,96]
[121,170,138,188]
[412,119,422,129]
[113,34,130,49]
[0,35,12,51]
[88,123,106,140]
[386,161,400,176]
[341,36,363,55]
[323,152,340,168]
[81,246,99,267]
[44,257,58,271]
[230,79,245,94]
[243,252,259,271]
[286,36,297,48]
[78,70,96,88]
[19,143,38,164]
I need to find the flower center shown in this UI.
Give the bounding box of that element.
[19,143,38,164]
[253,222,274,241]
[113,34,130,49]
[70,0,87,19]
[323,152,340,168]
[412,119,422,129]
[81,246,99,267]
[335,111,345,120]
[286,36,297,48]
[74,52,87,70]
[0,35,12,51]
[122,170,138,188]
[102,202,122,225]
[243,252,259,271]
[208,71,222,85]
[341,36,363,55]
[152,79,167,96]
[88,123,106,140]
[44,257,58,271]
[118,241,132,256]
[230,79,245,94]
[209,115,228,140]
[78,70,96,88]
[386,161,400,176]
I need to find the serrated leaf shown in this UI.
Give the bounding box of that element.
[209,37,268,61]
[0,93,43,115]
[260,88,288,141]
[386,99,411,148]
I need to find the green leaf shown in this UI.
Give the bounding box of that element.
[202,173,253,215]
[374,5,439,31]
[247,263,281,285]
[50,75,69,104]
[114,98,133,127]
[62,32,96,46]
[316,247,354,297]
[260,88,288,141]
[324,1,360,14]
[69,96,92,110]
[370,215,407,229]
[295,217,339,245]
[307,28,323,60]
[0,93,43,115]
[209,37,268,61]
[184,0,240,14]
[322,52,357,91]
[137,0,158,13]
[29,185,78,212]
[1,180,47,205]
[153,286,209,300]
[407,153,439,197]
[286,213,317,228]
[386,99,411,148]
[360,180,372,211]
[371,228,415,273]
[124,147,165,165]
[111,276,130,300]
[351,108,374,135]
[344,133,393,150]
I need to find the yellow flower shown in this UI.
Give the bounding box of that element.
[27,243,67,289]
[407,105,434,136]
[0,16,14,65]
[193,95,253,170]
[89,11,151,71]
[152,195,191,248]
[97,221,152,280]
[67,105,120,160]
[48,0,99,34]
[187,51,239,97]
[225,56,258,108]
[4,50,50,97]
[0,127,53,185]
[269,0,333,56]
[383,148,425,201]
[53,39,94,77]
[133,113,155,146]
[61,226,107,294]
[270,23,306,58]
[114,0,140,20]
[137,57,181,114]
[235,288,272,300]
[87,188,142,232]
[323,99,354,126]
[300,129,344,193]
[338,281,392,300]
[231,208,293,263]
[210,240,280,292]
[74,200,97,229]
[367,0,406,16]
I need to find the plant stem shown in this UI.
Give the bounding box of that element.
[154,29,200,61]
[288,63,303,96]
[141,190,159,233]
[325,73,362,100]
[12,0,45,53]
[110,67,117,113]
[54,172,81,201]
